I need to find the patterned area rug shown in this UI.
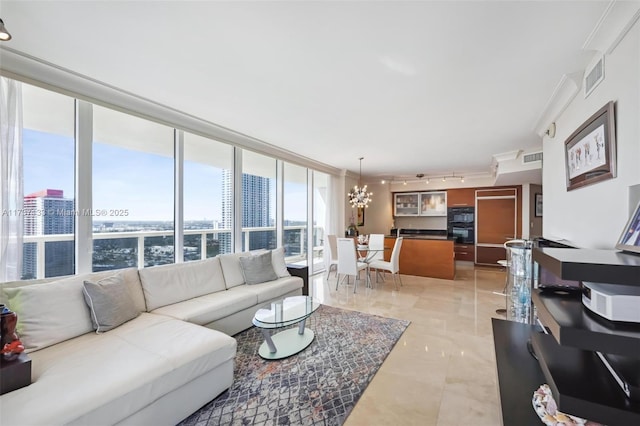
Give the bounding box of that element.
[179,305,410,426]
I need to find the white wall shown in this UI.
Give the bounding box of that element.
[543,20,640,249]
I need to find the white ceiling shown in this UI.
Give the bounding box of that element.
[0,1,611,182]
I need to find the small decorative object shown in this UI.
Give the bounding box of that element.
[357,235,369,248]
[348,157,373,208]
[565,101,616,191]
[346,223,358,237]
[532,384,601,426]
[0,304,25,362]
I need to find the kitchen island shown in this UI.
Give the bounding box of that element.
[384,235,455,280]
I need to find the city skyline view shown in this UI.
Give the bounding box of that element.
[23,128,308,223]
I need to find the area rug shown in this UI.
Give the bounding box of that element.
[179,305,410,426]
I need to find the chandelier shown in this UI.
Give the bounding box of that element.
[348,157,373,208]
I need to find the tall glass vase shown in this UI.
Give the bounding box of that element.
[505,240,533,324]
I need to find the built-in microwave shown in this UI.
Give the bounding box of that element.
[448,207,475,223]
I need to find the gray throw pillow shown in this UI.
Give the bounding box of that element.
[83,275,140,333]
[239,251,279,285]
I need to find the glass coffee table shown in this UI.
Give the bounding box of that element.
[252,295,321,360]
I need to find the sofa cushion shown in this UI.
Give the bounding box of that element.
[239,251,278,285]
[83,275,140,333]
[150,290,257,326]
[231,276,303,303]
[0,313,237,426]
[139,257,226,311]
[219,252,251,288]
[2,275,93,353]
[271,247,291,278]
[1,267,147,313]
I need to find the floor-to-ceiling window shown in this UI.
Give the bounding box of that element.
[92,106,174,270]
[183,132,233,261]
[283,162,308,263]
[8,79,338,279]
[21,83,76,279]
[312,171,329,273]
[240,151,276,251]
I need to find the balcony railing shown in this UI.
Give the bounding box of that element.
[21,225,324,280]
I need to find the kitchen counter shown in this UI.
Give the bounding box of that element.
[385,235,453,240]
[384,236,455,279]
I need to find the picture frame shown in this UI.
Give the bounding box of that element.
[535,193,543,217]
[564,101,616,191]
[357,207,365,226]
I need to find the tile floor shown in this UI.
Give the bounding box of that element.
[308,262,508,426]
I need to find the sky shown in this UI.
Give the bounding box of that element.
[23,129,308,222]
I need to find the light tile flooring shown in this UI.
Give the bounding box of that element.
[308,263,508,426]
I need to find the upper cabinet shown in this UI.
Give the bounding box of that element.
[394,192,447,216]
[447,188,475,207]
[394,193,419,216]
[420,191,447,216]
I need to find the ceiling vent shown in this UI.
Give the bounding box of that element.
[584,55,604,98]
[522,152,543,164]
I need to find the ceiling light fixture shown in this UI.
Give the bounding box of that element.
[381,179,386,184]
[0,19,12,41]
[348,157,372,208]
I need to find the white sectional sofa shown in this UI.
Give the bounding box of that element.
[0,249,303,426]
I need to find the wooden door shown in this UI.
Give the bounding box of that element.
[476,189,517,265]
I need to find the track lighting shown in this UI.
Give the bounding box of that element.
[0,19,12,41]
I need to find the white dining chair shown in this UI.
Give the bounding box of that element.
[368,237,403,290]
[368,234,385,261]
[325,234,339,279]
[336,238,368,293]
[367,233,386,281]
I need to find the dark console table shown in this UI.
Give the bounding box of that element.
[0,352,32,395]
[493,247,640,425]
[286,264,309,296]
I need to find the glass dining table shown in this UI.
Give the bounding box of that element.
[355,245,389,288]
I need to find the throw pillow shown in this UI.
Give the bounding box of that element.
[83,275,140,333]
[271,247,291,278]
[239,251,278,285]
[2,276,94,352]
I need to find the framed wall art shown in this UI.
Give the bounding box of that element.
[535,193,543,217]
[357,206,365,226]
[565,101,616,191]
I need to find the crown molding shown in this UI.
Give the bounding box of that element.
[582,0,640,55]
[532,72,582,137]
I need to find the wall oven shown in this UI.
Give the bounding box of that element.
[448,207,475,244]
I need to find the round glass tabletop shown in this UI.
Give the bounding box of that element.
[253,295,321,329]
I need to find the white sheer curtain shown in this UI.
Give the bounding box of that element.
[323,174,344,270]
[0,77,23,281]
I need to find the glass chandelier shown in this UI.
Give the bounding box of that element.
[348,157,373,208]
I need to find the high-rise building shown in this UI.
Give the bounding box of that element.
[220,171,273,253]
[22,189,75,279]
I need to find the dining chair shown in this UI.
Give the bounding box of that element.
[336,237,368,293]
[325,234,339,279]
[368,234,385,261]
[367,233,386,281]
[368,237,403,290]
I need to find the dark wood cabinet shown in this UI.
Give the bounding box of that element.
[454,243,474,261]
[475,187,520,265]
[446,188,475,207]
